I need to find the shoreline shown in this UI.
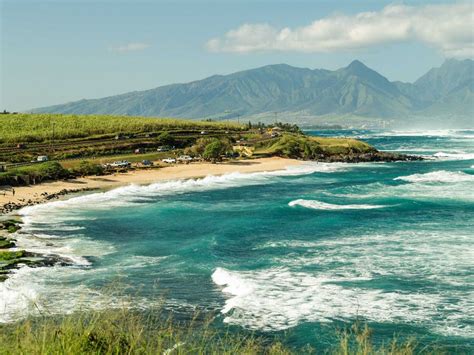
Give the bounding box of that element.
[0,157,301,214]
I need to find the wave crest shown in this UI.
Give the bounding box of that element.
[394,170,474,183]
[433,152,474,160]
[288,199,388,210]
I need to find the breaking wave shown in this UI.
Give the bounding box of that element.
[394,170,474,183]
[433,152,474,160]
[288,199,388,210]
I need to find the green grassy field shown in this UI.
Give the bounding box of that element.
[253,134,375,158]
[0,113,243,143]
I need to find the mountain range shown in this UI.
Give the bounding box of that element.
[33,59,474,127]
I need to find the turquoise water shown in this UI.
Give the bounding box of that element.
[2,129,474,350]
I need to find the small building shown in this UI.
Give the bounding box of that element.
[269,126,282,137]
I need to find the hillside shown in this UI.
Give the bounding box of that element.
[32,59,474,126]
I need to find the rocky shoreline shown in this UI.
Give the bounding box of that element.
[1,187,97,215]
[312,151,423,163]
[0,220,75,282]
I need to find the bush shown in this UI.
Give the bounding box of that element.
[71,161,104,177]
[0,161,70,185]
[156,131,174,146]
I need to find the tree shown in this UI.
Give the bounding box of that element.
[157,132,174,146]
[202,140,230,162]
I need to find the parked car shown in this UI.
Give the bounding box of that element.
[134,148,143,154]
[200,131,207,135]
[157,145,173,152]
[177,155,193,162]
[162,158,176,164]
[37,155,49,162]
[109,160,131,168]
[141,160,153,166]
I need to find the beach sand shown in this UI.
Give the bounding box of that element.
[0,157,300,212]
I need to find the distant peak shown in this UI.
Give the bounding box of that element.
[347,59,367,69]
[342,59,376,76]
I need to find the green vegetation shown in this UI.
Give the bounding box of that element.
[0,219,21,233]
[0,113,243,143]
[0,309,433,355]
[0,239,15,249]
[203,140,231,162]
[0,250,25,261]
[0,113,401,186]
[156,131,175,146]
[70,160,105,177]
[253,134,375,159]
[0,161,70,186]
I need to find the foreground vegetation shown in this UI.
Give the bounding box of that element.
[0,308,437,355]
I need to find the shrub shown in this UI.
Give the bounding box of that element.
[0,161,70,185]
[71,161,104,177]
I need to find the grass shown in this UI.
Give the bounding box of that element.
[0,309,290,355]
[0,113,244,143]
[253,134,375,159]
[0,308,437,355]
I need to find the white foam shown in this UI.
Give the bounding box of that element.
[0,265,167,323]
[378,130,474,138]
[4,164,357,322]
[213,229,474,336]
[433,152,474,160]
[288,199,388,210]
[394,170,474,183]
[18,163,348,218]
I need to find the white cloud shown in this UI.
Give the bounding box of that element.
[109,42,150,53]
[206,3,474,58]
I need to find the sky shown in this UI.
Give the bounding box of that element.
[1,0,472,111]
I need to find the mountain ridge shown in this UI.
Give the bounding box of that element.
[33,59,474,127]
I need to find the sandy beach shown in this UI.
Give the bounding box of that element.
[0,157,300,213]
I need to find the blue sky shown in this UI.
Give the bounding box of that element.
[1,0,471,111]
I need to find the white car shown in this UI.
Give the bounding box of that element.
[177,155,193,162]
[162,158,176,164]
[109,160,131,168]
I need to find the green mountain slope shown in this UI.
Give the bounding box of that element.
[33,59,473,123]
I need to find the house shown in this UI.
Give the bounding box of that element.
[269,126,282,137]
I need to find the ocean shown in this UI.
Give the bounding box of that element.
[2,129,473,350]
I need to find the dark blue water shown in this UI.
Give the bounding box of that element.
[3,129,474,350]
